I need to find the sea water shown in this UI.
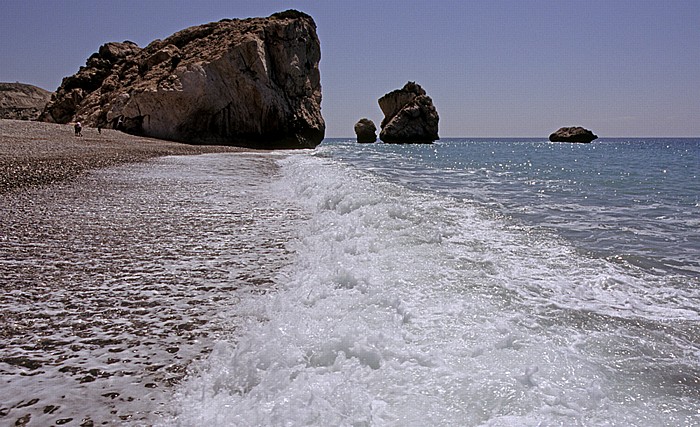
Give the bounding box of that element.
[167,138,700,426]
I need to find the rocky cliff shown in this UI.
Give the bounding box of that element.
[378,82,439,144]
[0,83,52,120]
[40,10,325,149]
[549,126,598,143]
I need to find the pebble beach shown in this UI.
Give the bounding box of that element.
[0,119,245,193]
[0,119,301,426]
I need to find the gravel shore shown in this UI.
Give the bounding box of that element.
[0,119,248,193]
[0,126,301,425]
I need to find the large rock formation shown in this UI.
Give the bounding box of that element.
[378,82,439,144]
[39,41,142,126]
[0,83,52,120]
[40,10,325,149]
[549,126,598,143]
[354,118,377,143]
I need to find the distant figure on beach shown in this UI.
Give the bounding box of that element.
[116,117,123,131]
[74,122,82,136]
[97,125,101,134]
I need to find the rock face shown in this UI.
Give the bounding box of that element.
[549,126,598,143]
[0,83,52,120]
[378,82,439,144]
[354,118,377,143]
[40,10,325,149]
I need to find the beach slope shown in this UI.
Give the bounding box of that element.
[0,119,246,193]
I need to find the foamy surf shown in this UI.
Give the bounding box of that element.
[0,152,304,426]
[165,152,699,426]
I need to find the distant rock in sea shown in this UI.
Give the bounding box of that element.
[549,126,598,143]
[378,81,439,144]
[40,10,325,149]
[0,83,52,121]
[354,118,377,143]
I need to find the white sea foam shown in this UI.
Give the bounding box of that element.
[0,152,307,425]
[166,152,700,426]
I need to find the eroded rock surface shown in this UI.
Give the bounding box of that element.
[378,82,439,144]
[40,10,324,149]
[549,126,598,143]
[354,118,377,143]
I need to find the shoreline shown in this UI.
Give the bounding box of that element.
[0,119,252,193]
[0,143,304,425]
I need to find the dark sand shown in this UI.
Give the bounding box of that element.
[0,119,247,193]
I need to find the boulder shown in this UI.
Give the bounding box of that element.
[40,10,325,149]
[378,82,439,144]
[0,83,52,120]
[354,118,377,143]
[549,126,598,143]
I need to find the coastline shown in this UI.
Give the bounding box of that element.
[0,119,250,193]
[0,142,304,425]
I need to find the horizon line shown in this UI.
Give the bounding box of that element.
[324,135,700,140]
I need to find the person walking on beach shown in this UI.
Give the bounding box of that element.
[74,121,82,136]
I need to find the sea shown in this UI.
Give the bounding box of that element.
[167,137,700,426]
[2,137,699,426]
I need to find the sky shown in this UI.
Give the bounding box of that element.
[1,0,699,137]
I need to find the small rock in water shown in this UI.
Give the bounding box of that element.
[354,118,377,143]
[548,126,598,143]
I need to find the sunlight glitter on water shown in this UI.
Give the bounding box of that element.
[4,147,697,426]
[167,152,700,426]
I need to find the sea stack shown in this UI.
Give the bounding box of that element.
[549,126,598,143]
[354,118,377,143]
[0,83,52,121]
[40,10,325,149]
[378,81,439,144]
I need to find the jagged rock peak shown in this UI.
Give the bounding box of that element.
[40,10,324,149]
[378,81,439,144]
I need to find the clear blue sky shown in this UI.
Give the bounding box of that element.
[2,0,699,137]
